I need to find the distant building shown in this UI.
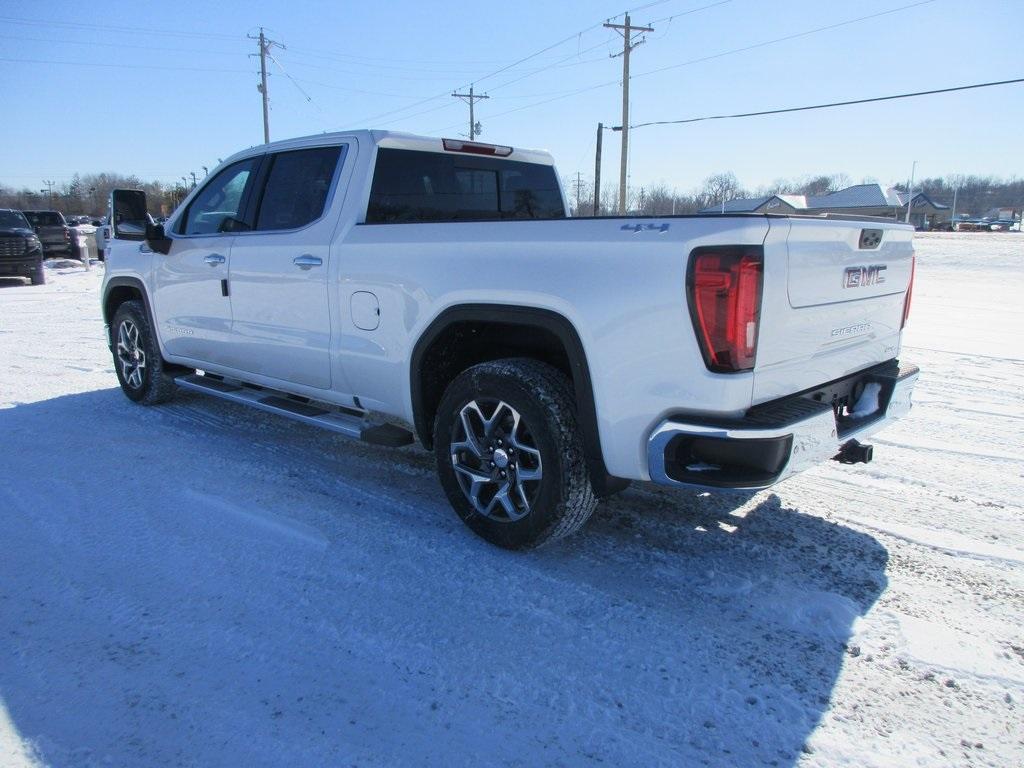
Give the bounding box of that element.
[700,194,807,214]
[806,184,905,219]
[700,183,950,228]
[894,191,951,229]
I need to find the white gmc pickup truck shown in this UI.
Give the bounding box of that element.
[102,130,918,548]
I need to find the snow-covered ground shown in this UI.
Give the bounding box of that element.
[0,234,1021,767]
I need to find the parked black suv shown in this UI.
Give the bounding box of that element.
[0,209,45,285]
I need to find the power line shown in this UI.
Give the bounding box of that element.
[266,51,326,119]
[646,0,731,27]
[425,0,939,133]
[629,0,938,82]
[0,16,243,41]
[274,74,428,100]
[338,0,701,129]
[0,32,246,58]
[623,77,1024,130]
[0,55,251,75]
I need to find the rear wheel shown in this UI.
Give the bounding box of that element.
[111,300,176,405]
[434,358,597,549]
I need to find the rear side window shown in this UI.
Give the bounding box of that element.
[255,146,342,231]
[180,158,258,236]
[366,148,565,223]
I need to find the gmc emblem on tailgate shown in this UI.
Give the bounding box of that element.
[843,265,887,288]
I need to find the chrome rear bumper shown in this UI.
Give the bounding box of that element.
[648,361,919,490]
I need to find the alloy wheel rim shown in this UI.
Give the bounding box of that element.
[116,320,146,389]
[450,399,543,522]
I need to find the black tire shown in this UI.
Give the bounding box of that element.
[434,358,598,549]
[111,300,176,405]
[29,259,45,285]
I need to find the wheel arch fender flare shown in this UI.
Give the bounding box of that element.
[409,303,608,480]
[102,277,159,349]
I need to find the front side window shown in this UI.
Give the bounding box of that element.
[255,146,342,231]
[180,158,258,236]
[366,148,566,223]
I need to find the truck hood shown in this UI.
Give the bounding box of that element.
[0,227,33,237]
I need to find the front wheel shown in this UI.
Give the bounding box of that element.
[29,259,45,285]
[434,358,598,549]
[111,300,176,405]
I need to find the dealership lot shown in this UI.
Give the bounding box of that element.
[0,233,1021,766]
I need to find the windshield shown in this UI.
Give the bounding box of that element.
[23,211,64,227]
[0,210,31,229]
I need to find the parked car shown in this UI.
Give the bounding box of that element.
[988,219,1016,232]
[102,131,918,549]
[0,209,45,285]
[21,210,71,255]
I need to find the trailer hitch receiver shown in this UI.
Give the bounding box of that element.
[833,439,873,465]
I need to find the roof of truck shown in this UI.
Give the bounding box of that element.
[223,130,557,168]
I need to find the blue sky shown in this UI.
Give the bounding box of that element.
[1,0,1020,195]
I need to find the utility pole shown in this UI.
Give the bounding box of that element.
[451,84,488,140]
[604,13,652,214]
[950,183,959,229]
[572,172,584,214]
[41,180,55,208]
[249,27,282,144]
[594,122,603,216]
[904,160,917,224]
[190,171,198,189]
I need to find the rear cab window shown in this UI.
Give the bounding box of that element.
[366,148,565,223]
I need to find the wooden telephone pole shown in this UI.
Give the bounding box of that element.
[452,84,489,140]
[604,14,652,214]
[250,27,283,143]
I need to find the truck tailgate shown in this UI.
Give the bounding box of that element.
[752,217,914,404]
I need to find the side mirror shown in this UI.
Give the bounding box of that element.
[145,222,172,255]
[111,189,150,241]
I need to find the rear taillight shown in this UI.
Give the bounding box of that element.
[687,246,764,373]
[901,255,915,329]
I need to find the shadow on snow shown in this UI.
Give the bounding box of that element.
[0,387,887,767]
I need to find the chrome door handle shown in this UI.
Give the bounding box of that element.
[293,255,322,270]
[204,253,226,266]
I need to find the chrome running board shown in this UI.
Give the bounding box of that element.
[175,373,414,448]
